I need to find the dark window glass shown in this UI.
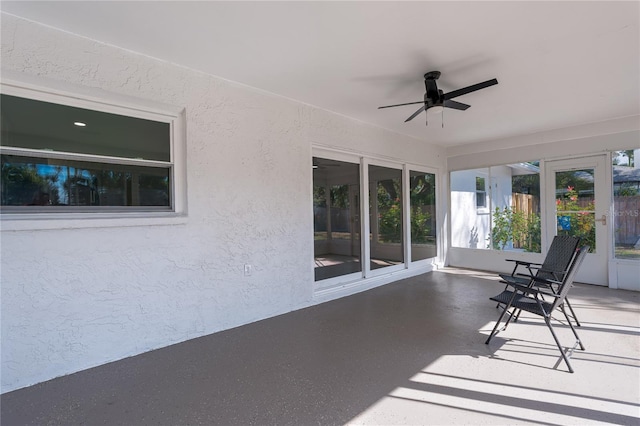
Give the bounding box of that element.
[1,155,170,208]
[369,165,403,270]
[313,157,361,281]
[410,171,437,261]
[1,94,170,161]
[476,176,487,208]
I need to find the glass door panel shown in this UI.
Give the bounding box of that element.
[410,170,437,261]
[546,156,607,285]
[613,150,640,260]
[555,169,596,252]
[313,157,361,281]
[369,165,404,271]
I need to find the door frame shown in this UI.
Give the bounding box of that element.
[544,154,612,286]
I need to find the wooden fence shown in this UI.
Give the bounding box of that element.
[614,196,640,245]
[512,193,539,218]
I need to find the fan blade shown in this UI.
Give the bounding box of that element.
[378,101,424,109]
[444,99,471,111]
[404,105,426,122]
[443,78,498,100]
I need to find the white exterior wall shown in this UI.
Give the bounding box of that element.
[450,169,489,249]
[489,166,514,212]
[0,14,445,393]
[449,167,513,250]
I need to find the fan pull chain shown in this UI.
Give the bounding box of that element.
[442,108,445,128]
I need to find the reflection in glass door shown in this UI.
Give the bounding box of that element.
[554,170,596,252]
[612,150,640,260]
[313,157,361,281]
[546,156,608,285]
[410,170,437,261]
[369,165,404,271]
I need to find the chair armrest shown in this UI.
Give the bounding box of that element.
[535,267,569,282]
[505,259,542,267]
[504,260,544,278]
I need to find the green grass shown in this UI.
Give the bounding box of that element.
[615,246,640,260]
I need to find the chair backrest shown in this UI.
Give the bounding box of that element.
[550,245,589,311]
[538,236,581,280]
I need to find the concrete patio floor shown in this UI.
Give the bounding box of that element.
[2,268,639,425]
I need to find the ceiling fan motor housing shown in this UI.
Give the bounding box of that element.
[424,71,443,107]
[424,71,441,80]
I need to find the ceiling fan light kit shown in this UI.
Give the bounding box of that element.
[378,71,498,126]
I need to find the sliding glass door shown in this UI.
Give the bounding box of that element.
[313,152,439,287]
[410,170,437,261]
[313,157,361,281]
[369,164,404,271]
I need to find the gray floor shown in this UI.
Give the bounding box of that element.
[2,268,639,425]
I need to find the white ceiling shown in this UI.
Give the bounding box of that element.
[2,1,639,147]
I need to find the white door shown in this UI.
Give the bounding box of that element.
[545,155,609,285]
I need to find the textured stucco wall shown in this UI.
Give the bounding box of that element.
[0,13,444,392]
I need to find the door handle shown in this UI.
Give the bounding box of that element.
[595,214,606,226]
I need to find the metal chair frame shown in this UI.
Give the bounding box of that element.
[486,246,589,373]
[498,235,581,326]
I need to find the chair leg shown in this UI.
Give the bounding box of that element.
[561,305,585,351]
[497,303,519,322]
[564,297,581,327]
[503,307,518,329]
[513,308,522,322]
[544,315,574,373]
[486,302,514,344]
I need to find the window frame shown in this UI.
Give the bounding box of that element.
[450,163,543,253]
[312,149,364,289]
[312,147,443,286]
[407,167,439,264]
[475,176,488,210]
[0,80,187,229]
[367,159,406,277]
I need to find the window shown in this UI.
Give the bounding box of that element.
[476,176,487,209]
[1,92,175,213]
[410,170,437,261]
[451,163,540,252]
[612,149,640,260]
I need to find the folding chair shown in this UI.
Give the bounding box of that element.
[497,235,581,326]
[485,246,589,373]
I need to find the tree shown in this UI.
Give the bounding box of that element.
[615,150,635,167]
[556,186,596,251]
[490,207,541,252]
[512,174,540,197]
[1,161,61,206]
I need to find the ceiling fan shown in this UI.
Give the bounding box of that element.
[378,71,498,126]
